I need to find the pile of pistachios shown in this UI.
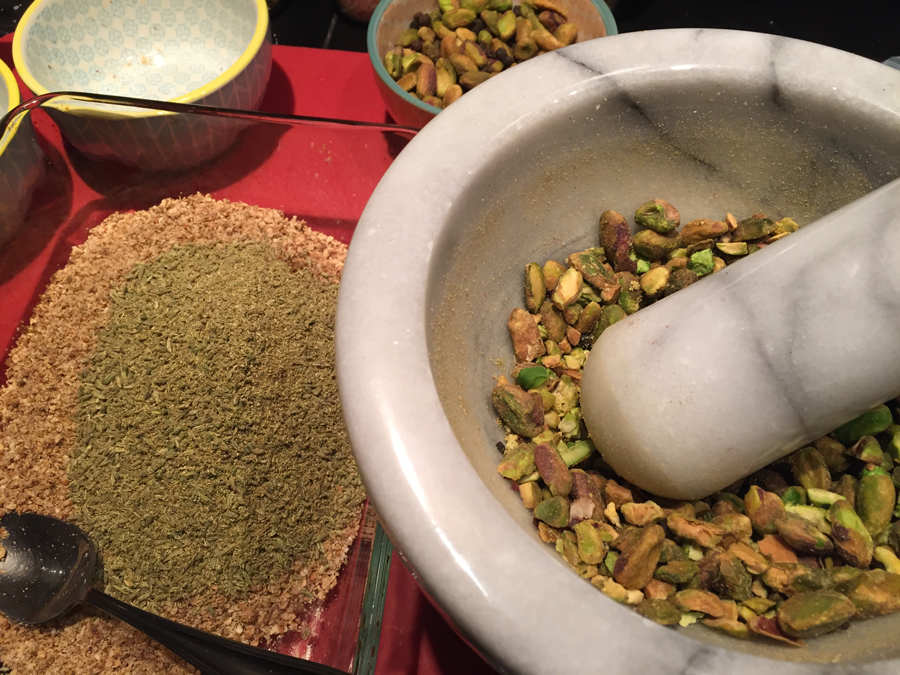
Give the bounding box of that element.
[492,198,900,644]
[383,0,579,109]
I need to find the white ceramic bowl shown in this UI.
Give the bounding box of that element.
[12,0,271,171]
[0,58,45,249]
[337,29,900,675]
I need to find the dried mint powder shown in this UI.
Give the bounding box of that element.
[69,242,365,609]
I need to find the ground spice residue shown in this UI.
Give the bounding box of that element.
[0,195,364,675]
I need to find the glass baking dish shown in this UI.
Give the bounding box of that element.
[0,92,411,674]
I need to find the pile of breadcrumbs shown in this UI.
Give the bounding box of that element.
[0,195,359,675]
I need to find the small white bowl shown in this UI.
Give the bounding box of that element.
[12,0,272,171]
[0,58,45,249]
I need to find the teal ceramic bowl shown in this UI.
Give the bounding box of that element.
[368,0,617,129]
[0,58,44,249]
[12,0,271,171]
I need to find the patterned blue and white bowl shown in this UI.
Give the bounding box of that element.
[0,58,45,249]
[12,0,272,171]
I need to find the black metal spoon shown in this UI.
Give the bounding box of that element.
[0,512,347,675]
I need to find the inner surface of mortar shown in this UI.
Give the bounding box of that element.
[428,67,900,662]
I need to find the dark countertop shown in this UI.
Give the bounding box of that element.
[1,0,897,62]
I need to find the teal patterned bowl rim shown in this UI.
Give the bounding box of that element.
[0,58,24,156]
[367,0,618,119]
[12,0,268,117]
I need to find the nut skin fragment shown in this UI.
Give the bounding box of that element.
[598,210,637,273]
[533,442,572,497]
[828,499,874,568]
[747,615,805,647]
[744,486,787,535]
[776,591,857,639]
[666,513,725,548]
[491,382,543,438]
[613,524,665,590]
[508,307,546,363]
[680,219,729,245]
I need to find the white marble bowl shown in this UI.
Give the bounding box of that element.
[12,0,271,170]
[0,58,45,249]
[367,0,617,128]
[337,29,900,675]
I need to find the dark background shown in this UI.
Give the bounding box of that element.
[1,0,898,62]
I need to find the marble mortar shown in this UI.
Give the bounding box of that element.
[337,29,900,675]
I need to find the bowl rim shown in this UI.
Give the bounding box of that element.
[11,0,269,118]
[0,58,24,156]
[366,0,618,119]
[338,29,900,675]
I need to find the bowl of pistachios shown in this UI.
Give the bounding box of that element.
[339,28,900,675]
[367,0,616,128]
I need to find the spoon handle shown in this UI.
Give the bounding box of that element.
[85,588,348,675]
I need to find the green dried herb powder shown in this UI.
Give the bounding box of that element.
[69,242,364,609]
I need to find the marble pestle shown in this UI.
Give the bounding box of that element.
[581,177,900,500]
